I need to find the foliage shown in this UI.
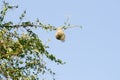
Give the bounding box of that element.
[0,1,65,80]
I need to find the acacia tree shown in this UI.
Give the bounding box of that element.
[0,1,81,80]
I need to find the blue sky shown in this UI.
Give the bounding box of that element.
[4,0,120,80]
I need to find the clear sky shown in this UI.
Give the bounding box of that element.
[4,0,120,80]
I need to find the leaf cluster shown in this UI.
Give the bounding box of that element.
[0,1,64,80]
